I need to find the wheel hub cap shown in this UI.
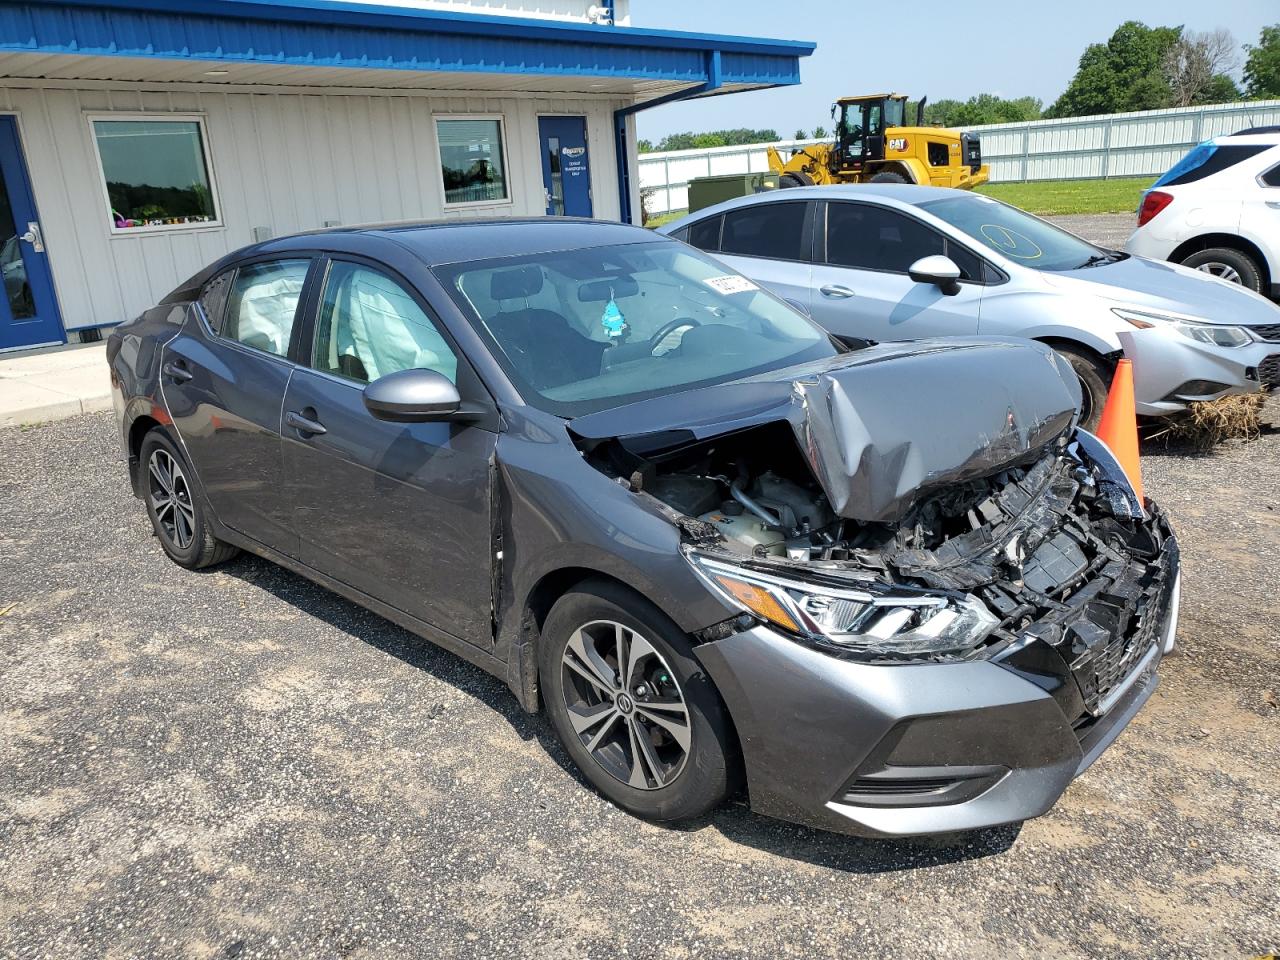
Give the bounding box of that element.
[147,448,196,551]
[559,620,691,791]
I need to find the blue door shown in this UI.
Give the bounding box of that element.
[0,117,63,351]
[538,116,593,218]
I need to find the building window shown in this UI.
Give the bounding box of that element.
[436,117,510,206]
[90,116,220,233]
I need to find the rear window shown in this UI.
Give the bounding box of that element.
[720,202,808,261]
[1154,143,1270,187]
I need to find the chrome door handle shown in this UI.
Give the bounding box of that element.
[286,410,327,436]
[820,284,856,299]
[1266,200,1280,209]
[161,360,193,383]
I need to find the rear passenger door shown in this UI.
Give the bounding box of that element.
[809,200,984,342]
[163,257,316,556]
[681,201,814,311]
[281,257,498,647]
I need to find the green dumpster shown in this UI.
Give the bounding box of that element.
[687,172,778,213]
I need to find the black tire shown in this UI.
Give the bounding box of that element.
[1054,345,1112,432]
[778,171,814,188]
[138,429,239,570]
[539,580,739,823]
[1178,246,1263,293]
[869,170,909,184]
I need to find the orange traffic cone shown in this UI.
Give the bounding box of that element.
[1096,358,1144,504]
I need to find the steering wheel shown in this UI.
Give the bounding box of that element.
[647,317,701,355]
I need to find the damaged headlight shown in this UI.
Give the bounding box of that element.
[1112,307,1254,348]
[686,552,999,659]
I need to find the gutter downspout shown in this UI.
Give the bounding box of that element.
[614,49,723,225]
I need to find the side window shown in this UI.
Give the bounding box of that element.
[827,202,981,278]
[198,269,234,333]
[686,215,723,252]
[313,261,458,385]
[1261,163,1280,187]
[223,259,310,357]
[721,203,807,261]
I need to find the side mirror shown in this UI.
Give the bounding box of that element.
[363,368,461,422]
[908,255,962,296]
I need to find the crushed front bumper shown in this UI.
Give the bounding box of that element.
[695,554,1180,839]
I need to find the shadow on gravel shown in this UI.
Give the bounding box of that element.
[210,552,1023,873]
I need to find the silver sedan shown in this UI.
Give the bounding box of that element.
[659,184,1280,427]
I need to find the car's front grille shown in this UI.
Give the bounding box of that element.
[1251,323,1280,343]
[1065,539,1179,715]
[1258,354,1280,388]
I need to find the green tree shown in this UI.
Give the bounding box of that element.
[1195,74,1242,104]
[1243,24,1280,98]
[793,128,807,140]
[812,125,829,139]
[1047,21,1182,117]
[637,139,654,153]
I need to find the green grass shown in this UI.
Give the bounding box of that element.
[643,176,1153,225]
[975,176,1155,216]
[643,209,688,230]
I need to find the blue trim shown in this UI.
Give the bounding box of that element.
[1,1,814,80]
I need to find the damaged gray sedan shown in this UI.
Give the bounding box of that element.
[109,219,1179,839]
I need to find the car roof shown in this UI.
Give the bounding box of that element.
[162,218,668,303]
[1211,132,1280,147]
[657,183,963,228]
[303,217,664,266]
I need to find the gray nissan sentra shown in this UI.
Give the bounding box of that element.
[108,219,1180,839]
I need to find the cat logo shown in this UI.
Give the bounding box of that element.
[887,137,908,152]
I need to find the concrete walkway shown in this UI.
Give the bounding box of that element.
[0,343,111,428]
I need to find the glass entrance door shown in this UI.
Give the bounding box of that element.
[0,116,63,351]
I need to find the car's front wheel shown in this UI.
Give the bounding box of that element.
[539,580,739,823]
[1054,345,1111,432]
[139,430,239,570]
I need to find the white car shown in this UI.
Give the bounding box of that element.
[1125,130,1280,299]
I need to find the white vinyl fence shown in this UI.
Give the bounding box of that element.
[639,99,1280,216]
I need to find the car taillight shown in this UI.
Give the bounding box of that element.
[1137,191,1173,226]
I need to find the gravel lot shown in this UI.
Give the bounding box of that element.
[2,403,1278,960]
[1046,212,1135,250]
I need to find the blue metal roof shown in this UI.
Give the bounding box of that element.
[0,0,814,89]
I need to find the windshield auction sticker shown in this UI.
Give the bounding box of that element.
[703,275,758,295]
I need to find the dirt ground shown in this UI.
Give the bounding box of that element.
[1,402,1278,960]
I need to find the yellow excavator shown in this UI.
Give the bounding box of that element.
[768,93,990,190]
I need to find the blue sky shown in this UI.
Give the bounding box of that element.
[632,1,1278,141]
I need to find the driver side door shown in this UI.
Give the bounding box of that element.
[281,257,498,647]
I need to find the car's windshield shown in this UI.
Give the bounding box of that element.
[436,240,836,417]
[919,194,1112,271]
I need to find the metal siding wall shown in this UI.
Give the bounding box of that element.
[1,83,624,330]
[354,1,631,24]
[638,101,1280,214]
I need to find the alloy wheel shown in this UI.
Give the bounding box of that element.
[1194,261,1242,284]
[147,448,196,551]
[559,620,691,790]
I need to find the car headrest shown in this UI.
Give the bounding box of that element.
[491,265,543,300]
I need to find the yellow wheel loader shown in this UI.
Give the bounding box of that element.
[768,94,990,190]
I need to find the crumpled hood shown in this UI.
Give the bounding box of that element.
[570,337,1081,524]
[1043,255,1280,326]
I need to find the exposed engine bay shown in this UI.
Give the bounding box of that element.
[579,420,1178,717]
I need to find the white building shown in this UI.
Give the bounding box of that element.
[0,0,812,351]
